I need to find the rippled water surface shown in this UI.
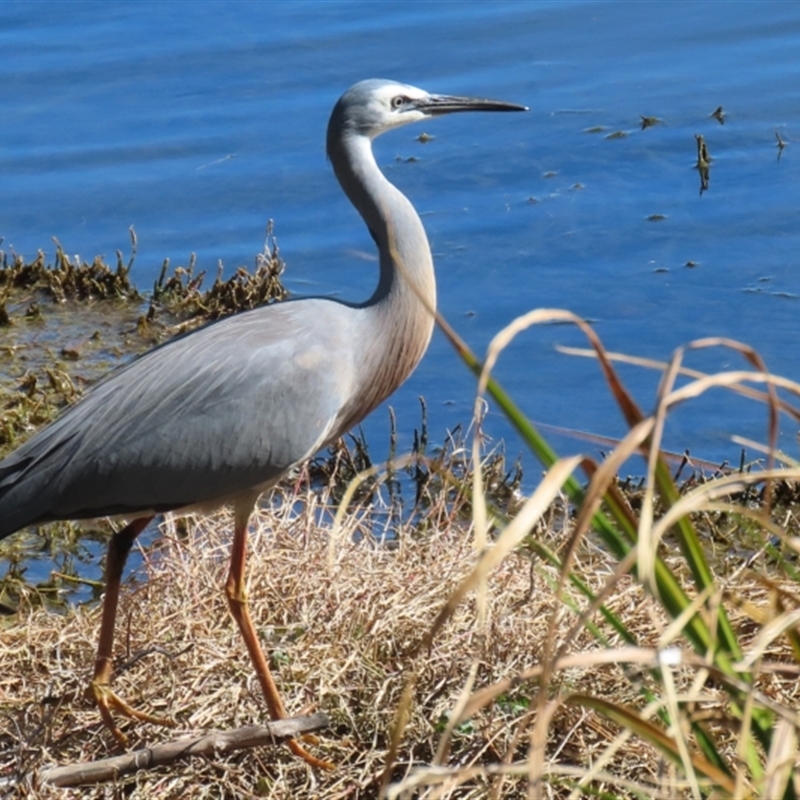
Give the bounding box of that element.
[2,0,800,475]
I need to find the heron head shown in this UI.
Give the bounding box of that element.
[328,79,527,143]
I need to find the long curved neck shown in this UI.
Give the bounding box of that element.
[328,129,437,424]
[329,131,436,309]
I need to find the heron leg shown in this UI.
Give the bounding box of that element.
[224,502,333,770]
[87,516,175,746]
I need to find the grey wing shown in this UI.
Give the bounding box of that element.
[0,300,356,536]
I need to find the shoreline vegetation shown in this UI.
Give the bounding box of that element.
[2,234,800,798]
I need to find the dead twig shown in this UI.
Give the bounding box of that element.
[38,712,329,788]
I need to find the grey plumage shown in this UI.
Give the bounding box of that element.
[1,301,351,530]
[0,79,525,760]
[0,79,525,539]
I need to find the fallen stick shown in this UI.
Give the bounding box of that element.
[39,712,330,788]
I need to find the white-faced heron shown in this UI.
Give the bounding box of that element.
[0,79,526,766]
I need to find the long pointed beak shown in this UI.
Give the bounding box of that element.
[416,93,528,115]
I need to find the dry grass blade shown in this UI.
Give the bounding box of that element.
[479,308,646,431]
[738,607,800,670]
[654,467,800,530]
[563,694,737,794]
[652,340,787,515]
[548,418,655,656]
[423,456,581,650]
[455,647,667,723]
[730,435,800,467]
[556,344,800,423]
[762,718,798,800]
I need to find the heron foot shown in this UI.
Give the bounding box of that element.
[87,679,175,747]
[288,737,334,770]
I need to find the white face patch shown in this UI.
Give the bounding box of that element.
[368,84,430,131]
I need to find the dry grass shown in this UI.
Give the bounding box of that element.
[3,462,798,798]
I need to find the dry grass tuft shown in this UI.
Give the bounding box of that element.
[0,480,571,797]
[145,221,287,332]
[4,464,797,798]
[0,242,139,309]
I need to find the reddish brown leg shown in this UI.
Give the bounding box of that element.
[224,502,332,770]
[87,516,175,745]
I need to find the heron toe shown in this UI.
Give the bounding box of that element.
[287,737,335,770]
[87,678,175,747]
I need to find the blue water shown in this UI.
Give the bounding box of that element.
[2,0,800,481]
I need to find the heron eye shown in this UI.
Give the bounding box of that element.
[390,95,406,110]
